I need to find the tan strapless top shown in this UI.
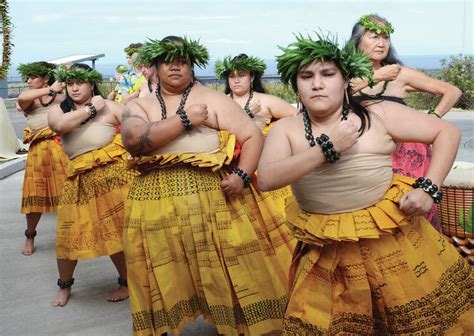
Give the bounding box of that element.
[61,121,116,159]
[253,113,271,131]
[291,153,393,214]
[148,126,221,156]
[26,106,50,132]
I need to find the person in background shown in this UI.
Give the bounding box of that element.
[17,61,68,256]
[257,32,472,334]
[215,53,297,135]
[349,14,462,230]
[119,43,143,104]
[107,64,128,103]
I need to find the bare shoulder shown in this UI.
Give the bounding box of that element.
[128,94,156,112]
[270,113,301,132]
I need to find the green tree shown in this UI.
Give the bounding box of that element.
[0,0,13,80]
[437,54,473,109]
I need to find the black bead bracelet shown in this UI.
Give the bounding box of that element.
[412,177,443,203]
[316,133,340,163]
[232,167,251,188]
[81,102,97,125]
[177,108,192,131]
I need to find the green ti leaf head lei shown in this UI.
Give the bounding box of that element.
[54,64,103,84]
[115,64,128,73]
[124,46,141,56]
[17,63,54,82]
[214,55,266,80]
[358,15,394,36]
[276,32,373,90]
[138,36,209,69]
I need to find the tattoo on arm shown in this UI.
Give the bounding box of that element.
[136,121,159,155]
[122,109,148,123]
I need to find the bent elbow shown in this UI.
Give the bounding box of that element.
[121,132,142,156]
[453,87,462,101]
[256,174,272,192]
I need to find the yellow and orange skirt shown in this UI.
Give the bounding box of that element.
[21,128,68,214]
[56,135,139,260]
[124,133,292,335]
[283,175,473,335]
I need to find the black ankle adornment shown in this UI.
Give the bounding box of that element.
[57,278,74,289]
[24,229,37,239]
[118,277,128,287]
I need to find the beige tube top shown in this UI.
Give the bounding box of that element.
[253,113,271,131]
[149,126,221,156]
[61,121,116,159]
[291,153,393,214]
[26,106,50,132]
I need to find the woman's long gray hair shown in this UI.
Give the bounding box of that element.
[349,14,403,66]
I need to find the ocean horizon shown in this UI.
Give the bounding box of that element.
[8,54,467,82]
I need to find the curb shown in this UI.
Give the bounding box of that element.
[0,155,26,179]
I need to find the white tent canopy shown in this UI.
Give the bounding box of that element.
[47,54,105,69]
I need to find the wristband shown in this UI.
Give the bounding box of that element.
[232,167,251,188]
[81,103,97,125]
[316,133,340,163]
[412,177,443,203]
[177,108,192,131]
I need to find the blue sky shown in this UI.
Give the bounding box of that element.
[9,0,473,66]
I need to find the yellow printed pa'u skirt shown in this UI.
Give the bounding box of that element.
[56,135,139,260]
[124,132,292,335]
[21,128,68,214]
[283,175,473,335]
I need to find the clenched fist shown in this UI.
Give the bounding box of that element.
[185,104,208,126]
[221,173,244,197]
[399,188,434,216]
[248,99,262,115]
[374,64,401,82]
[91,95,106,112]
[327,119,359,153]
[50,81,65,93]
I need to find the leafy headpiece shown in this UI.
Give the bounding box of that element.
[276,32,373,90]
[214,55,266,80]
[124,46,141,56]
[115,64,128,73]
[139,36,209,69]
[54,65,103,84]
[17,62,55,82]
[358,15,394,35]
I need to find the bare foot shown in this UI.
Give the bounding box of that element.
[21,238,35,256]
[107,286,128,302]
[51,288,71,307]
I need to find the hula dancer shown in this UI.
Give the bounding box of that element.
[17,62,68,256]
[350,14,462,231]
[257,32,473,334]
[122,36,290,335]
[48,64,139,307]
